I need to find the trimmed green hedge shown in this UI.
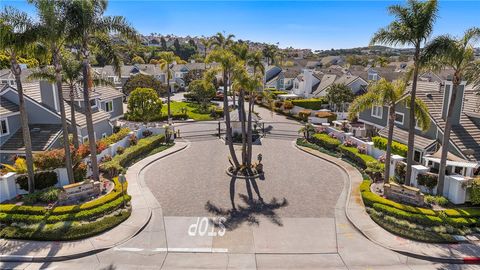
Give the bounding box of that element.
[16,171,58,191]
[292,98,327,110]
[0,210,131,241]
[372,136,407,157]
[338,145,378,169]
[100,134,165,177]
[310,133,341,151]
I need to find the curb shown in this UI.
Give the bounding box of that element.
[0,142,189,263]
[293,142,473,265]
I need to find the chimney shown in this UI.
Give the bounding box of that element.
[441,81,465,125]
[303,69,314,96]
[39,80,60,112]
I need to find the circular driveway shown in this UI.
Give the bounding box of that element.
[144,106,346,219]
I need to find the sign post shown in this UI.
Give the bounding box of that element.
[118,173,127,208]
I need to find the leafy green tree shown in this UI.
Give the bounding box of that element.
[188,79,215,110]
[371,0,438,184]
[65,0,138,181]
[262,44,278,66]
[127,88,162,122]
[211,32,235,49]
[422,27,480,194]
[123,73,165,96]
[184,69,204,85]
[349,78,430,182]
[158,51,185,120]
[325,83,354,112]
[1,6,38,193]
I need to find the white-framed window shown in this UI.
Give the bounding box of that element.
[90,99,97,108]
[102,133,108,138]
[0,119,9,136]
[82,136,89,143]
[368,73,378,81]
[371,106,383,119]
[394,112,404,125]
[415,119,422,130]
[104,100,114,112]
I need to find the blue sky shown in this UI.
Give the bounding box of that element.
[2,1,479,50]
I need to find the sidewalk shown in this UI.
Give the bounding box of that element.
[296,144,480,264]
[0,142,189,263]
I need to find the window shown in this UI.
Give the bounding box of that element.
[415,119,422,130]
[368,73,378,81]
[82,136,89,143]
[0,119,9,136]
[414,150,422,162]
[104,101,113,112]
[90,99,97,108]
[394,112,404,125]
[371,106,383,119]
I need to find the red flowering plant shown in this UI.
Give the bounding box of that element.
[128,134,138,146]
[343,139,357,148]
[357,145,367,154]
[316,126,328,134]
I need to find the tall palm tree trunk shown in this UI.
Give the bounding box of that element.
[239,89,247,165]
[437,81,459,195]
[53,53,75,184]
[384,106,395,183]
[11,55,35,193]
[69,84,79,149]
[246,96,254,166]
[223,72,240,168]
[81,47,99,181]
[405,46,421,185]
[167,68,171,121]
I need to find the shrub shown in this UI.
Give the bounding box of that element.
[34,148,66,170]
[16,171,58,191]
[314,111,337,122]
[128,134,138,146]
[417,172,438,191]
[471,178,480,205]
[394,162,406,184]
[142,130,153,138]
[116,146,125,155]
[310,133,341,150]
[100,135,165,177]
[292,98,327,110]
[297,110,312,121]
[77,140,109,159]
[372,136,408,157]
[283,100,293,110]
[338,145,378,169]
[101,128,131,146]
[274,100,283,108]
[73,162,87,182]
[425,195,449,207]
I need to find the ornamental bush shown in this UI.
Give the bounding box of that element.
[417,172,439,191]
[100,128,131,146]
[310,133,341,150]
[292,98,327,110]
[372,136,408,157]
[471,178,480,205]
[16,171,58,191]
[297,110,312,121]
[395,162,407,184]
[283,100,293,110]
[314,111,337,122]
[338,145,378,169]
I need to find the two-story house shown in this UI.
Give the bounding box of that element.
[0,81,124,163]
[358,80,480,168]
[94,64,167,91]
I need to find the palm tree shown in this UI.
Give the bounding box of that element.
[298,123,316,140]
[371,0,438,185]
[158,51,185,121]
[262,44,277,66]
[211,32,235,49]
[199,37,211,69]
[65,0,137,181]
[0,7,38,193]
[422,27,480,195]
[349,78,430,182]
[206,49,241,168]
[30,0,76,184]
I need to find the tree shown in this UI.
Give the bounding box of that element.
[199,37,211,69]
[158,51,185,120]
[422,27,480,195]
[325,83,354,112]
[123,74,165,96]
[127,88,162,122]
[376,56,389,67]
[184,69,204,86]
[188,79,215,110]
[298,123,316,140]
[206,48,240,168]
[29,0,77,184]
[66,0,138,181]
[262,44,278,66]
[371,0,438,185]
[211,32,235,49]
[349,78,430,182]
[1,7,38,193]
[131,55,145,64]
[160,37,167,50]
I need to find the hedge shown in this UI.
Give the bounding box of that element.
[16,171,58,191]
[292,98,327,110]
[372,136,407,157]
[100,134,165,177]
[0,210,131,241]
[310,133,341,150]
[338,145,378,169]
[100,128,131,146]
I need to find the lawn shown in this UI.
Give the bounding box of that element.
[162,101,217,121]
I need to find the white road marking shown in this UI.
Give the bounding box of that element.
[113,247,144,252]
[115,247,229,253]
